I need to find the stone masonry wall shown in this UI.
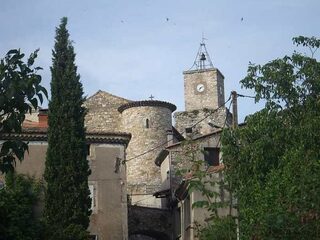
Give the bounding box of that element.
[121,106,173,195]
[184,68,225,111]
[174,107,231,138]
[168,131,222,192]
[84,90,130,132]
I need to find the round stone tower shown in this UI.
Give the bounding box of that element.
[118,100,176,205]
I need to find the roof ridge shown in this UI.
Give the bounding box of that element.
[86,90,132,102]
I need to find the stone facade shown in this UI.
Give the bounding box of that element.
[184,68,225,111]
[128,205,172,240]
[119,101,176,199]
[174,67,230,139]
[84,90,130,132]
[174,107,231,137]
[159,130,235,240]
[2,43,232,240]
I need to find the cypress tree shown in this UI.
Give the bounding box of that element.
[44,17,91,240]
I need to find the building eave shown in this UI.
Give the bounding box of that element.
[0,130,132,146]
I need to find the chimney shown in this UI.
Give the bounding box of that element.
[38,109,48,127]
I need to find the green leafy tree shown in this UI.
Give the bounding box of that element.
[0,173,43,240]
[0,49,47,173]
[44,17,91,240]
[222,36,320,239]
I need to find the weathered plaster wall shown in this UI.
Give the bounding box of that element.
[10,140,128,240]
[88,144,128,240]
[14,142,48,179]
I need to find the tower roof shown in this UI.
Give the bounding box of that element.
[188,39,214,71]
[118,100,177,113]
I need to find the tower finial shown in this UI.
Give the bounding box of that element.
[189,35,214,71]
[201,32,207,45]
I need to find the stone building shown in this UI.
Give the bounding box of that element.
[1,41,232,240]
[0,110,131,239]
[174,53,231,137]
[119,101,176,207]
[153,42,234,239]
[84,91,177,208]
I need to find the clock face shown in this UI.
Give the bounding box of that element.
[196,84,205,93]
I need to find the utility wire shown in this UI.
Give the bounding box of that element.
[189,94,231,130]
[237,93,256,99]
[124,93,232,163]
[131,195,155,204]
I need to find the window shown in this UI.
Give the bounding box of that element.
[203,147,219,166]
[89,184,97,212]
[175,207,181,238]
[184,196,191,230]
[185,127,192,134]
[145,119,150,128]
[86,144,90,156]
[183,196,192,240]
[89,235,98,240]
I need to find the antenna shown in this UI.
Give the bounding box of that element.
[189,34,214,71]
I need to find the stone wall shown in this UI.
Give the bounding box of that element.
[183,68,225,111]
[174,107,231,137]
[120,103,173,195]
[128,205,172,240]
[84,90,130,132]
[166,131,222,192]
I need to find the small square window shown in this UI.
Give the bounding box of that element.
[203,147,219,166]
[145,119,150,128]
[185,127,192,134]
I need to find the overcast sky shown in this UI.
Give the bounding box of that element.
[1,0,320,121]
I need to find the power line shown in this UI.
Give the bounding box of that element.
[124,93,232,163]
[237,93,256,99]
[131,195,155,204]
[189,94,231,130]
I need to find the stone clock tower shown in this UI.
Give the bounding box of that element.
[184,67,225,111]
[175,41,231,137]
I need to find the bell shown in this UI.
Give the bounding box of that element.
[200,53,206,61]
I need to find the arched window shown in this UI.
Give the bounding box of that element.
[145,119,150,128]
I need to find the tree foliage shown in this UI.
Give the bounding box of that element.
[44,17,91,240]
[222,36,320,239]
[0,173,43,240]
[0,49,47,173]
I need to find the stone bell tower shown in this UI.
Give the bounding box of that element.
[175,40,231,137]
